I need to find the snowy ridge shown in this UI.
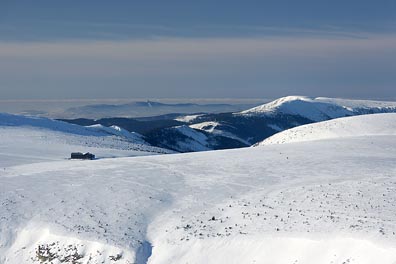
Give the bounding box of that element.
[316,97,396,112]
[239,96,396,122]
[87,124,147,145]
[0,113,151,147]
[0,113,171,167]
[0,112,104,136]
[239,96,352,121]
[258,113,396,146]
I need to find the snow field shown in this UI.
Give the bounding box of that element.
[1,113,396,263]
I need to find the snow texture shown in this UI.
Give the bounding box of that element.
[1,112,396,263]
[258,113,396,145]
[0,113,171,167]
[239,95,396,122]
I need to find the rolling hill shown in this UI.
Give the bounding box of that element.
[0,113,171,167]
[257,113,396,146]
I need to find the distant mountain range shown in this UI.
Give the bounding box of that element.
[60,96,396,152]
[56,100,259,119]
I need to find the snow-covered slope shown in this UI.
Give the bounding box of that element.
[170,125,210,152]
[316,97,396,114]
[239,95,396,122]
[239,96,352,121]
[87,124,147,145]
[1,113,396,263]
[0,112,105,136]
[190,121,250,145]
[0,113,171,167]
[258,113,396,145]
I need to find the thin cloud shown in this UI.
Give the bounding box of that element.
[0,34,395,60]
[0,33,395,99]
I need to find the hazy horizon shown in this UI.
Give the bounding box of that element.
[0,1,395,100]
[3,95,396,119]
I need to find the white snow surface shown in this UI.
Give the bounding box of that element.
[0,112,105,136]
[316,97,396,111]
[174,114,203,123]
[0,113,170,167]
[239,95,396,121]
[1,113,396,263]
[189,121,221,132]
[239,96,352,121]
[258,113,396,145]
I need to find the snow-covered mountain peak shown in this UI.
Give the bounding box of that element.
[261,95,313,107]
[243,96,312,112]
[239,96,352,121]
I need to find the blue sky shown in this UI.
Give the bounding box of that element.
[0,0,395,99]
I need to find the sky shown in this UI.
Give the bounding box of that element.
[0,0,395,100]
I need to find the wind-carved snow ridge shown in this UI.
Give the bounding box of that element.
[5,226,135,263]
[4,225,154,264]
